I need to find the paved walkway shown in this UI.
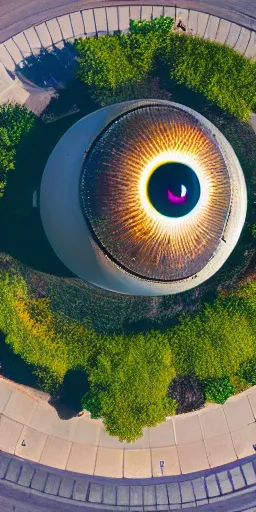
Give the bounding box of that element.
[0,0,256,44]
[0,3,256,106]
[1,377,256,478]
[0,451,256,510]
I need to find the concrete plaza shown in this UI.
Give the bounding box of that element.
[0,378,256,478]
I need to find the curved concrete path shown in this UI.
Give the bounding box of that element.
[0,450,255,510]
[0,0,256,44]
[1,377,256,479]
[0,3,256,107]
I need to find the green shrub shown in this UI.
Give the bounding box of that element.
[0,104,35,146]
[75,18,256,119]
[229,375,251,393]
[1,270,256,440]
[74,30,159,99]
[0,127,15,197]
[85,331,177,441]
[81,391,103,419]
[203,377,235,404]
[169,299,255,379]
[129,15,174,35]
[0,104,35,197]
[237,357,256,385]
[164,33,256,120]
[0,273,91,392]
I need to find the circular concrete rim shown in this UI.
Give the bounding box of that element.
[40,99,247,295]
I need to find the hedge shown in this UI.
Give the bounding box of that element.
[0,104,35,197]
[74,17,256,119]
[1,270,256,440]
[0,273,91,392]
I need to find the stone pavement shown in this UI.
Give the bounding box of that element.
[0,4,256,107]
[0,450,255,510]
[1,377,256,478]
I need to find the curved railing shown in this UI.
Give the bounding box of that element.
[0,3,255,105]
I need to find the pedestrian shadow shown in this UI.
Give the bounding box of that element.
[49,368,91,420]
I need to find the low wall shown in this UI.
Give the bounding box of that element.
[0,4,255,105]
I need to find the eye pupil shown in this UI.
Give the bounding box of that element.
[147,162,200,218]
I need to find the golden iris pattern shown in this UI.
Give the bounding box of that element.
[81,105,231,281]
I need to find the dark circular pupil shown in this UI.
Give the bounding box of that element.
[147,162,200,218]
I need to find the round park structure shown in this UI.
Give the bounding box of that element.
[0,1,256,511]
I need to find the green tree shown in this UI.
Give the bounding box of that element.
[85,331,176,441]
[0,104,35,197]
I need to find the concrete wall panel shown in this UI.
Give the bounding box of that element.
[197,12,209,37]
[204,15,220,41]
[70,12,85,37]
[106,7,118,33]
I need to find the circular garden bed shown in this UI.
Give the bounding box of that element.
[0,16,256,442]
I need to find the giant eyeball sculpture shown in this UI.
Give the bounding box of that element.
[40,100,247,295]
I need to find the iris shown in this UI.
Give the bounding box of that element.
[147,162,200,218]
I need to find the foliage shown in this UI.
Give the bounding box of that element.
[168,375,205,413]
[0,104,35,146]
[84,331,177,441]
[163,33,256,120]
[0,273,90,392]
[75,18,256,119]
[1,269,256,440]
[129,15,174,35]
[229,375,251,394]
[237,357,256,385]
[203,377,235,404]
[81,391,103,419]
[0,127,15,197]
[169,298,255,379]
[0,104,35,197]
[74,30,159,98]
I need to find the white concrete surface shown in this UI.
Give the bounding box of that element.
[0,378,256,477]
[118,5,130,31]
[35,23,52,49]
[204,15,220,41]
[226,22,241,47]
[215,18,231,43]
[70,11,84,37]
[82,9,96,36]
[46,18,62,44]
[188,10,199,34]
[106,7,118,33]
[94,8,107,34]
[176,7,189,26]
[57,15,73,40]
[23,27,42,55]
